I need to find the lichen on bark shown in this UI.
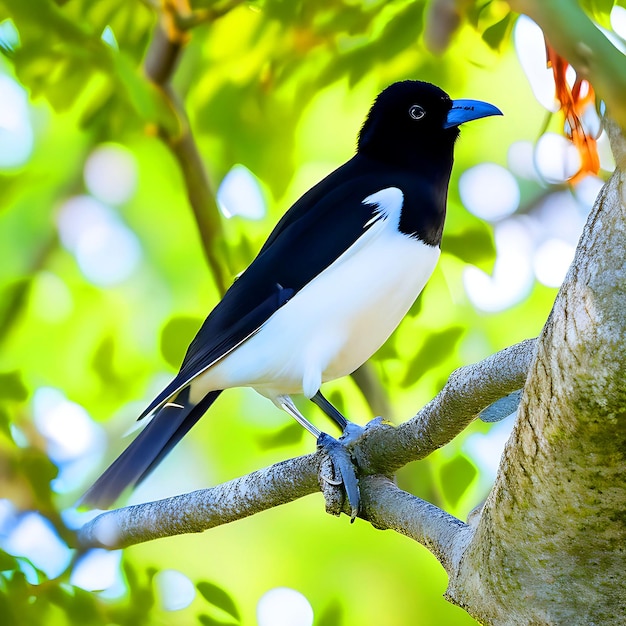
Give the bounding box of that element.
[448,124,626,625]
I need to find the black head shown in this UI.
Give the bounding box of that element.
[357,80,501,167]
[358,81,455,164]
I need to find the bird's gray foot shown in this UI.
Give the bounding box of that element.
[317,432,361,521]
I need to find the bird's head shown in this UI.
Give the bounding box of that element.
[357,80,502,166]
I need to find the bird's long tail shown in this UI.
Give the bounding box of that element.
[80,387,222,509]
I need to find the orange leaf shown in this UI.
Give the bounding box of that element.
[546,44,600,183]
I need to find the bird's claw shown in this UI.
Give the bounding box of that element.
[319,474,342,487]
[317,432,360,521]
[338,421,365,444]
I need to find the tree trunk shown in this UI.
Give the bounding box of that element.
[446,121,626,624]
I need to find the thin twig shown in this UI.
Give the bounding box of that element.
[144,0,235,294]
[175,0,248,31]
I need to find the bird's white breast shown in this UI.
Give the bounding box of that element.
[191,187,440,402]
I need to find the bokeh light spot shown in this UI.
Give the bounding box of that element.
[534,132,581,183]
[514,16,558,112]
[155,569,196,611]
[257,587,314,626]
[611,5,626,40]
[0,19,20,53]
[33,387,100,462]
[464,419,515,483]
[101,25,119,51]
[532,190,588,245]
[459,163,520,221]
[70,549,124,595]
[0,499,17,536]
[84,143,138,206]
[3,512,72,580]
[596,130,616,172]
[533,238,575,287]
[56,196,142,286]
[217,164,266,219]
[32,387,105,491]
[507,140,538,181]
[0,74,33,169]
[463,219,534,312]
[573,175,604,208]
[30,271,73,323]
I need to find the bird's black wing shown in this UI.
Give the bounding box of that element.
[140,155,402,418]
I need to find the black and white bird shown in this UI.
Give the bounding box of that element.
[82,80,501,514]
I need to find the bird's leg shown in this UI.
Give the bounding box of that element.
[278,396,321,438]
[310,391,348,431]
[277,394,360,520]
[311,390,365,444]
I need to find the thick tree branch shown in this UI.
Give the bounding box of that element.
[446,121,626,624]
[77,339,535,550]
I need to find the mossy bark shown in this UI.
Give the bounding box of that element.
[447,124,626,625]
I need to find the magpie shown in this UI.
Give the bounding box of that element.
[82,80,501,515]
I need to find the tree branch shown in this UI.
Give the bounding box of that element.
[354,338,537,475]
[360,475,473,577]
[507,0,626,131]
[77,454,320,549]
[77,339,535,550]
[174,0,248,31]
[446,120,626,623]
[144,0,235,294]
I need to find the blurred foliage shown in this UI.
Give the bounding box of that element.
[0,0,621,624]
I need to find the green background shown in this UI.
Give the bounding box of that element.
[0,0,621,624]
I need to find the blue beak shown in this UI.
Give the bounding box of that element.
[443,99,503,129]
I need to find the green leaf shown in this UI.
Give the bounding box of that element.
[64,587,101,624]
[198,615,238,626]
[4,0,91,44]
[580,0,615,26]
[123,561,155,614]
[114,52,180,133]
[257,421,304,450]
[91,335,118,385]
[439,455,477,507]
[402,326,465,386]
[197,581,241,622]
[481,12,514,51]
[316,599,343,626]
[0,585,18,626]
[160,316,203,369]
[376,1,426,60]
[18,448,58,505]
[0,371,28,402]
[0,278,33,345]
[0,549,19,573]
[0,407,13,440]
[442,224,495,267]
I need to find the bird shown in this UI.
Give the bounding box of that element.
[81,80,502,515]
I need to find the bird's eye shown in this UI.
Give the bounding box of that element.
[409,105,425,120]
